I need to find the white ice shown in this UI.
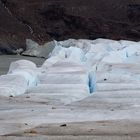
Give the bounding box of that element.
[0,60,38,97]
[1,38,140,103]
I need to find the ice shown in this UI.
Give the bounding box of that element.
[42,45,66,69]
[84,52,107,70]
[88,71,96,93]
[50,44,66,58]
[124,45,140,57]
[91,38,123,51]
[22,39,55,58]
[8,60,38,86]
[8,59,36,73]
[92,38,117,44]
[0,60,38,97]
[42,56,65,69]
[119,40,140,47]
[59,39,77,48]
[50,44,86,62]
[124,55,140,64]
[39,72,89,85]
[2,38,140,133]
[0,75,28,97]
[42,44,86,70]
[65,47,86,63]
[2,38,140,102]
[34,60,91,104]
[96,71,140,83]
[102,51,126,63]
[96,83,140,91]
[36,52,92,102]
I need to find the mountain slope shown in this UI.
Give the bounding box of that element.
[0,0,140,52]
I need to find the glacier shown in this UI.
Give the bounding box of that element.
[0,38,140,103]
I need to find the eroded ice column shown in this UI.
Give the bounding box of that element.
[0,60,38,97]
[30,46,96,104]
[36,60,92,104]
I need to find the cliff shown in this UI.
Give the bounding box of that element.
[0,0,140,53]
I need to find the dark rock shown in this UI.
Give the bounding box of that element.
[0,0,32,53]
[0,0,140,53]
[104,79,107,81]
[60,124,67,127]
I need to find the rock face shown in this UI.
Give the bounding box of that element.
[0,0,140,53]
[0,1,30,53]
